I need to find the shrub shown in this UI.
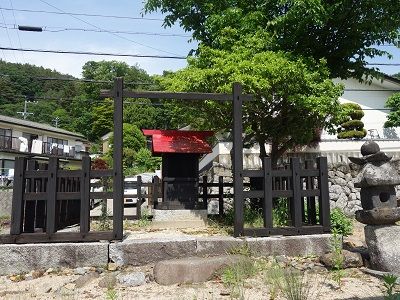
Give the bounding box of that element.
[337,102,366,139]
[330,208,353,236]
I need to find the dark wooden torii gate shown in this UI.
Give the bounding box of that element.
[101,78,251,239]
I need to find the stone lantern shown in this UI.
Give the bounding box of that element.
[349,141,400,273]
[349,141,400,225]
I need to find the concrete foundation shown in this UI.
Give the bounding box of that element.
[151,209,208,229]
[0,233,333,275]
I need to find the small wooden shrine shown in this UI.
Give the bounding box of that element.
[142,129,213,210]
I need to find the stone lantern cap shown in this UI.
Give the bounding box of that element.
[349,141,400,188]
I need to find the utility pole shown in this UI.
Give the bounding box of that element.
[17,99,34,120]
[53,116,60,128]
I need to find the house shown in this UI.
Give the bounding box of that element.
[0,114,88,180]
[200,75,400,171]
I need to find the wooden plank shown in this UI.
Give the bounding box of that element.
[23,160,37,233]
[263,158,273,228]
[46,157,58,234]
[152,176,160,207]
[291,158,302,228]
[218,176,224,216]
[243,190,264,198]
[271,190,293,198]
[90,192,114,199]
[242,225,328,237]
[58,170,82,177]
[242,170,263,178]
[300,189,320,197]
[122,90,253,102]
[271,169,291,177]
[136,176,142,218]
[317,157,331,231]
[10,157,27,235]
[0,231,116,244]
[113,77,124,240]
[24,170,48,178]
[202,175,208,210]
[80,156,90,234]
[90,169,114,177]
[299,169,319,177]
[233,83,244,237]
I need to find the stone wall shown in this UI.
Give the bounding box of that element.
[0,188,12,217]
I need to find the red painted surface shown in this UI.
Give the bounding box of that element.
[142,129,213,155]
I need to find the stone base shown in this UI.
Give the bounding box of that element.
[355,207,400,225]
[0,242,109,275]
[151,209,208,229]
[365,225,400,272]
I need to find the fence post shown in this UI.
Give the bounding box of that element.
[305,160,316,224]
[46,157,58,234]
[317,157,331,231]
[10,157,27,235]
[80,156,91,234]
[263,158,273,229]
[218,176,224,216]
[202,175,208,210]
[23,160,37,233]
[290,158,302,229]
[137,176,142,219]
[233,83,244,237]
[152,176,159,208]
[113,77,124,239]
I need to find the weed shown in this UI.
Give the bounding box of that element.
[330,208,353,236]
[330,229,345,287]
[265,263,324,300]
[228,242,252,257]
[99,199,111,231]
[138,208,151,227]
[106,287,118,300]
[383,274,400,300]
[221,258,255,299]
[273,198,289,226]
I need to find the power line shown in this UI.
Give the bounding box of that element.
[38,0,180,56]
[1,23,190,37]
[0,46,187,60]
[0,7,164,21]
[8,0,25,63]
[367,63,400,66]
[0,72,156,85]
[0,5,16,62]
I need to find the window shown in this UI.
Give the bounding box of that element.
[47,137,68,146]
[0,128,12,149]
[0,128,11,137]
[1,159,14,176]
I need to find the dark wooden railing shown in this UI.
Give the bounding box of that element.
[235,157,330,237]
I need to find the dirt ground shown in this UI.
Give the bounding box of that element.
[0,220,396,300]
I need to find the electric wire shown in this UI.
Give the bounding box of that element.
[0,23,190,37]
[0,5,16,62]
[38,0,180,56]
[8,0,25,63]
[0,7,164,21]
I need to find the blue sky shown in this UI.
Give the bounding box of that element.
[0,0,399,78]
[0,0,197,77]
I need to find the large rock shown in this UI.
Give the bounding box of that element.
[364,225,400,272]
[117,272,146,286]
[109,236,197,266]
[0,242,109,275]
[320,250,363,268]
[153,255,247,285]
[354,161,400,187]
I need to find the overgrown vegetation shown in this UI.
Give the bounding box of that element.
[330,208,353,236]
[383,274,400,300]
[221,258,256,299]
[330,229,345,288]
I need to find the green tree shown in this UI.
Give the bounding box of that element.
[107,123,147,170]
[145,0,400,80]
[385,93,400,128]
[337,103,367,139]
[158,43,343,165]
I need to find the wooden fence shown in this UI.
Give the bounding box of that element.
[2,156,117,243]
[235,157,331,237]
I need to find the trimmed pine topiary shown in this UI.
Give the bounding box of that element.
[337,103,366,139]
